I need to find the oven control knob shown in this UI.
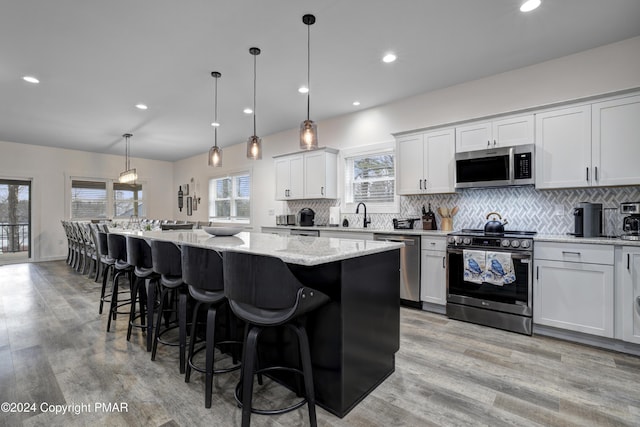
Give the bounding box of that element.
[521,240,531,249]
[511,240,520,248]
[501,239,510,247]
[463,237,471,245]
[447,236,455,244]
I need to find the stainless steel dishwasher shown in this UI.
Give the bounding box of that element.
[374,233,421,308]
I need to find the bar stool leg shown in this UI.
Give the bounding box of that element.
[204,305,217,408]
[146,279,157,352]
[241,326,261,427]
[185,301,203,383]
[292,324,317,427]
[178,289,188,374]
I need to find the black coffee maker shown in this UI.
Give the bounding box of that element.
[297,208,315,226]
[573,202,602,237]
[621,202,640,241]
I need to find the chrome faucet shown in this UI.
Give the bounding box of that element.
[355,202,371,228]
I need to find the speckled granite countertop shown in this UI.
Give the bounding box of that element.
[262,225,450,237]
[534,234,640,247]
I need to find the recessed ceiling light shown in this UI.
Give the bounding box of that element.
[352,101,361,106]
[135,104,148,110]
[22,76,39,84]
[382,53,397,63]
[520,0,541,12]
[243,108,253,114]
[211,121,220,127]
[298,86,309,94]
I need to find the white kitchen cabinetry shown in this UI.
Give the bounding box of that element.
[274,148,338,200]
[592,94,640,187]
[420,236,447,306]
[619,246,640,345]
[261,226,290,236]
[535,93,640,189]
[275,154,303,200]
[534,242,614,337]
[320,230,373,240]
[303,149,337,199]
[396,128,455,195]
[455,114,533,152]
[535,105,592,189]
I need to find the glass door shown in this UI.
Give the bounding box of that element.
[0,179,31,261]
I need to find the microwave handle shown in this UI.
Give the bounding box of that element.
[509,147,515,182]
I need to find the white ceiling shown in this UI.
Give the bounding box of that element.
[1,0,639,162]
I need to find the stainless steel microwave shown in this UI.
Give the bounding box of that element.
[455,144,534,189]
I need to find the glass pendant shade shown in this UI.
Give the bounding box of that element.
[208,145,222,166]
[246,135,262,160]
[300,119,318,150]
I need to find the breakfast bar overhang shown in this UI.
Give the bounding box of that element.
[117,230,403,417]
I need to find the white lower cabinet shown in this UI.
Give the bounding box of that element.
[534,242,614,337]
[420,236,446,306]
[620,246,640,344]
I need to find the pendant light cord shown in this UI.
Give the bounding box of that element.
[253,53,257,136]
[306,22,311,121]
[214,75,218,147]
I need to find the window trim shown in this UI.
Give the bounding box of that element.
[67,175,146,219]
[208,168,252,225]
[340,141,399,215]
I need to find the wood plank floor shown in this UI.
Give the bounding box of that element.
[0,261,639,426]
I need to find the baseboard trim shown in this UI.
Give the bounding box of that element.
[534,324,640,357]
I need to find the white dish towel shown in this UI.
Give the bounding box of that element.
[482,251,516,286]
[463,250,486,284]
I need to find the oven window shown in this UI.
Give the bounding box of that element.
[456,155,509,184]
[448,252,529,306]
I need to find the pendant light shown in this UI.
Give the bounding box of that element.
[300,14,318,150]
[246,47,262,160]
[208,71,223,167]
[118,133,137,183]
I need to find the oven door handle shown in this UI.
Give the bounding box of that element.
[447,248,531,260]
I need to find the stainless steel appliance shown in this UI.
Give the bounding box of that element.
[446,229,535,335]
[297,208,315,226]
[455,144,534,189]
[621,202,640,241]
[374,233,421,308]
[276,214,296,225]
[572,202,602,237]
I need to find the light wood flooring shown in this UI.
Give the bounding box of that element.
[0,261,639,426]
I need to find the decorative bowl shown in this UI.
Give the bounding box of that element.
[203,226,243,236]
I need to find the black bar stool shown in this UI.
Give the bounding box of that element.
[106,233,134,332]
[181,244,242,408]
[126,235,160,351]
[97,231,116,314]
[223,251,330,427]
[150,239,188,373]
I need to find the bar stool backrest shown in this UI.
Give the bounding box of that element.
[151,240,182,277]
[107,233,128,263]
[181,245,223,292]
[126,236,153,269]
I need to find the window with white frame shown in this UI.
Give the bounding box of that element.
[113,182,145,218]
[71,180,108,219]
[343,142,398,214]
[70,179,145,219]
[209,171,251,223]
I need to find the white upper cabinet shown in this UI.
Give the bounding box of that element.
[592,94,640,187]
[535,93,640,189]
[396,128,455,195]
[275,154,304,200]
[304,149,337,199]
[274,148,337,200]
[455,114,534,152]
[535,105,592,189]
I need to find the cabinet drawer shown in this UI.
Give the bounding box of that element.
[535,241,614,265]
[422,236,446,251]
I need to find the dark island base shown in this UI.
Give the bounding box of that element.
[256,249,401,417]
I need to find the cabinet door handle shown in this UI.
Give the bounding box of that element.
[536,266,539,281]
[493,139,497,146]
[487,140,490,147]
[628,253,631,270]
[419,179,422,190]
[321,186,324,196]
[595,166,598,182]
[636,296,640,309]
[442,256,446,269]
[423,179,427,190]
[562,251,581,256]
[586,167,589,182]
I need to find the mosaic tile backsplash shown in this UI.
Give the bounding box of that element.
[285,186,640,236]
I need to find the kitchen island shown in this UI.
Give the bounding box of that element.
[117,230,403,417]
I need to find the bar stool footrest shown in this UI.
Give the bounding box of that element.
[234,366,308,415]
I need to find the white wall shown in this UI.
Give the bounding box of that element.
[0,141,174,261]
[174,36,640,228]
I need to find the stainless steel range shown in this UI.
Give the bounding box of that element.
[446,229,535,335]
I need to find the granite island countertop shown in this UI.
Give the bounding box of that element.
[114,230,404,266]
[263,225,450,237]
